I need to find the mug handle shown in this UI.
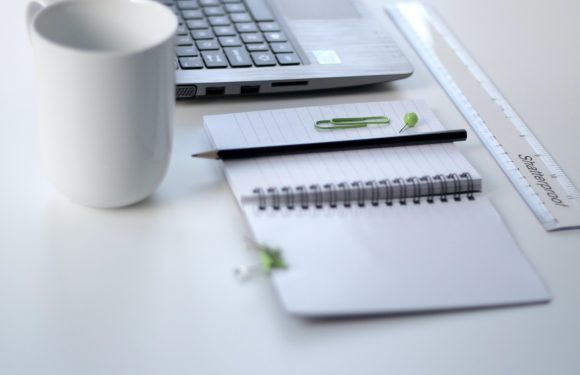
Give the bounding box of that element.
[26,0,60,41]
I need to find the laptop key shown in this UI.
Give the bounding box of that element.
[177,24,189,35]
[185,19,209,30]
[203,6,225,16]
[245,0,274,22]
[177,1,199,10]
[258,22,280,32]
[251,51,276,66]
[186,19,209,29]
[270,42,294,53]
[191,29,214,39]
[182,9,203,19]
[235,22,258,33]
[176,34,194,45]
[224,47,253,67]
[172,0,297,71]
[241,33,264,43]
[230,13,252,23]
[208,16,231,26]
[264,32,286,42]
[224,3,245,13]
[245,43,269,52]
[276,53,300,65]
[213,26,237,36]
[196,39,220,50]
[201,51,228,68]
[219,36,242,47]
[177,46,199,57]
[179,57,204,69]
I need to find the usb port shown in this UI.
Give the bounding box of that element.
[205,87,225,96]
[240,85,260,95]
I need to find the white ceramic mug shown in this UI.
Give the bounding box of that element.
[27,0,177,208]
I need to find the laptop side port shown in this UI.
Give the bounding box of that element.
[240,85,260,95]
[176,85,197,99]
[205,87,226,96]
[271,81,308,87]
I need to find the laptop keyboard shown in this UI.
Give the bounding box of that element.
[155,0,302,70]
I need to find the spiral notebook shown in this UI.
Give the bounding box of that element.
[203,100,550,317]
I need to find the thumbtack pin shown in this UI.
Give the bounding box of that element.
[399,112,419,133]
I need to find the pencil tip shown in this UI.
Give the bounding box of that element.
[192,150,219,159]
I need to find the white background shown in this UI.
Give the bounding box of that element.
[1,0,579,373]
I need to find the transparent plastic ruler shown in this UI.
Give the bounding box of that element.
[386,2,580,231]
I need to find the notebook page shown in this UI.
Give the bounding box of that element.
[204,100,443,149]
[243,196,550,316]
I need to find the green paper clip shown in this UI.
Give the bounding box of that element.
[234,240,288,281]
[315,116,390,130]
[258,245,287,274]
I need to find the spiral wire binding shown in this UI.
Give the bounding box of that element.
[461,172,475,200]
[407,176,422,204]
[366,180,380,206]
[420,175,435,203]
[281,186,295,209]
[253,187,267,210]
[267,187,281,210]
[393,178,407,205]
[353,181,365,207]
[338,182,352,208]
[296,186,309,209]
[433,174,448,202]
[310,184,324,208]
[379,179,394,206]
[324,183,338,208]
[447,173,462,201]
[252,173,476,210]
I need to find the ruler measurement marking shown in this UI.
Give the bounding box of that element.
[387,2,580,230]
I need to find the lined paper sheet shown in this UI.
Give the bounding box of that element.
[244,197,549,316]
[203,100,480,200]
[205,100,444,149]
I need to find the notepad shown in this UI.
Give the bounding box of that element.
[203,100,550,317]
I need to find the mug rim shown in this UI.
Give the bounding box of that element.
[31,0,177,57]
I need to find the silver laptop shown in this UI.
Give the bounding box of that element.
[157,0,413,98]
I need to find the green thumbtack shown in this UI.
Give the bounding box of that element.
[399,112,419,133]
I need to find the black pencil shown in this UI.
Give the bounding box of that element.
[192,129,467,160]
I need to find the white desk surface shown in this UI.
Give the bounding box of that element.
[2,0,579,373]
